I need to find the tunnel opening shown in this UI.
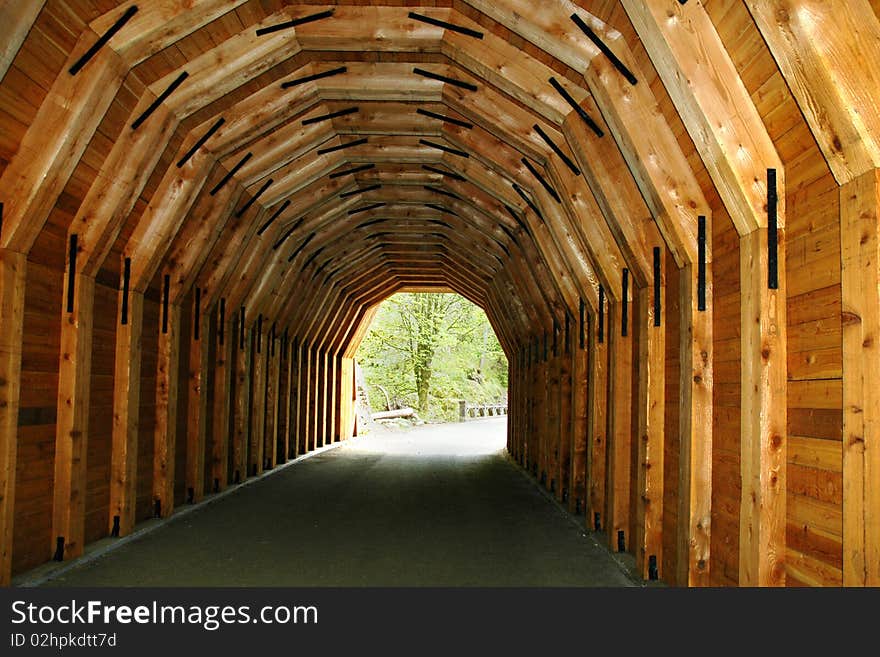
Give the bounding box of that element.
[355,292,508,426]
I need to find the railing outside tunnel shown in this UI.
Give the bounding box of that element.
[458,401,508,421]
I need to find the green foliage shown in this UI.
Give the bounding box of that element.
[357,293,508,422]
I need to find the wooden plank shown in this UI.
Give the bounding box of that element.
[739,228,787,585]
[185,297,209,502]
[677,263,714,586]
[211,310,233,491]
[264,330,280,469]
[568,321,587,513]
[606,300,633,552]
[51,273,94,560]
[839,168,880,585]
[589,311,608,532]
[249,325,265,476]
[153,303,181,518]
[231,317,250,484]
[109,291,144,537]
[0,249,26,585]
[635,277,665,579]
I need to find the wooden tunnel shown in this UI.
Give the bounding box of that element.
[1,0,878,587]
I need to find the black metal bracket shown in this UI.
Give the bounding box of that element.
[512,184,543,220]
[120,257,131,325]
[533,124,581,175]
[579,297,586,349]
[419,139,469,158]
[341,184,382,199]
[621,268,629,337]
[210,152,252,196]
[282,66,346,88]
[330,163,375,179]
[698,215,707,311]
[570,14,638,85]
[53,537,64,561]
[304,106,359,126]
[617,530,626,552]
[66,234,77,313]
[256,9,334,36]
[648,555,659,580]
[317,137,368,156]
[193,287,200,340]
[219,298,225,346]
[653,246,661,327]
[258,199,291,237]
[111,515,120,537]
[132,71,188,130]
[235,178,273,218]
[594,512,601,532]
[598,285,605,344]
[767,168,778,289]
[549,77,604,137]
[521,158,561,203]
[348,203,386,216]
[161,274,169,334]
[413,68,477,91]
[70,6,138,75]
[409,12,483,38]
[177,117,224,168]
[417,108,473,129]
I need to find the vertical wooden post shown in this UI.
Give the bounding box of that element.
[308,345,318,452]
[589,311,608,532]
[635,270,666,579]
[315,349,326,449]
[606,299,633,552]
[52,273,94,560]
[677,262,714,586]
[329,352,339,442]
[840,169,880,586]
[739,227,787,586]
[264,328,279,469]
[153,302,181,517]
[232,316,251,484]
[185,295,209,503]
[569,307,588,514]
[0,250,26,584]
[299,340,311,455]
[559,319,574,509]
[288,337,300,458]
[109,289,144,537]
[211,307,233,491]
[250,322,266,476]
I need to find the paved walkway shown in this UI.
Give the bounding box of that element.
[45,418,633,587]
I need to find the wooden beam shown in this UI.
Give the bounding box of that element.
[589,309,608,533]
[211,309,233,491]
[635,274,665,579]
[0,250,26,585]
[739,228,787,586]
[747,0,880,185]
[622,0,782,235]
[606,300,633,553]
[249,324,266,476]
[840,169,880,585]
[676,263,713,586]
[264,330,280,469]
[0,38,125,253]
[109,290,144,537]
[153,302,182,518]
[185,294,209,503]
[52,273,94,561]
[232,317,251,484]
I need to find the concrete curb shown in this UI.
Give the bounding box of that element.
[504,450,647,588]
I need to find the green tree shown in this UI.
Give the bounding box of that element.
[358,293,507,420]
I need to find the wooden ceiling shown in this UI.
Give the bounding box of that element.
[0,0,722,357]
